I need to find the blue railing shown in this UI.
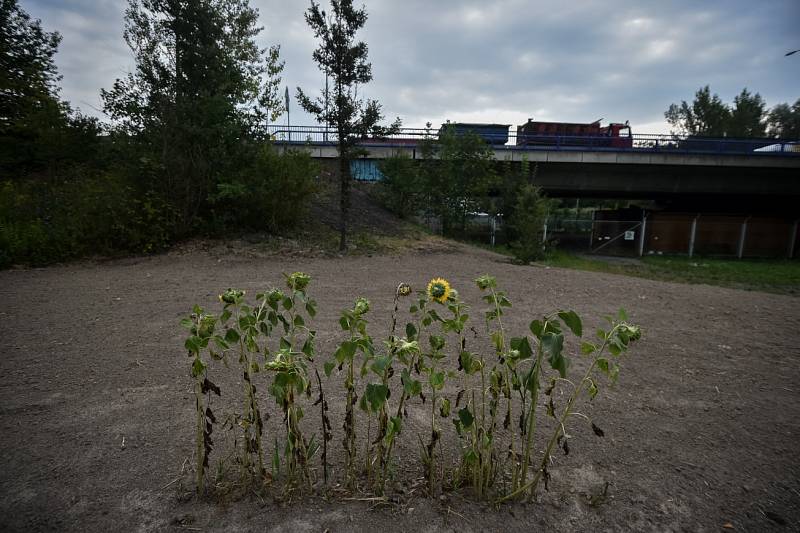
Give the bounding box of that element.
[264,125,799,156]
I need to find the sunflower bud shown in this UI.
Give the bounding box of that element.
[286,271,311,291]
[353,297,370,316]
[219,288,245,305]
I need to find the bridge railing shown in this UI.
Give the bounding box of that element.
[264,125,799,156]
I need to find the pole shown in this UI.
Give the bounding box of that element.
[490,216,496,247]
[285,86,290,142]
[788,220,798,259]
[638,213,647,257]
[542,218,548,244]
[737,217,749,259]
[688,214,699,257]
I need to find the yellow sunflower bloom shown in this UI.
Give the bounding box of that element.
[427,277,451,304]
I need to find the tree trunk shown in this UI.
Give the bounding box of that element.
[338,144,349,251]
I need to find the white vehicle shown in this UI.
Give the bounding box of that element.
[754,141,799,153]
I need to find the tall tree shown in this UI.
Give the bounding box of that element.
[297,0,399,251]
[101,0,284,232]
[728,88,766,138]
[420,125,497,235]
[0,0,61,127]
[665,85,730,137]
[766,99,800,139]
[0,0,101,175]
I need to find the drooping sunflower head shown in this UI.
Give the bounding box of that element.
[396,283,412,297]
[427,277,451,304]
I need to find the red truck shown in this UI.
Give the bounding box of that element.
[516,118,632,148]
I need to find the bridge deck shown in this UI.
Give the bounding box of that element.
[267,125,799,168]
[276,142,800,168]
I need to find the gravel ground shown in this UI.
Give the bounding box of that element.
[1,244,798,532]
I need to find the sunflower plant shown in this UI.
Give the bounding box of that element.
[216,288,269,481]
[498,308,641,502]
[180,306,222,495]
[367,284,418,493]
[263,272,319,491]
[382,285,426,485]
[179,272,642,505]
[325,296,374,489]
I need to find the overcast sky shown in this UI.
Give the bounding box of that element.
[23,0,800,134]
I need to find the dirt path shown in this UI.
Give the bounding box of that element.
[1,246,798,531]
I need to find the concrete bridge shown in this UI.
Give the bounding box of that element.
[269,125,800,206]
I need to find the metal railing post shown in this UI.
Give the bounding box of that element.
[688,214,699,257]
[542,218,548,244]
[737,217,749,259]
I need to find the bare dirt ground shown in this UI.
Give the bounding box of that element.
[1,243,799,532]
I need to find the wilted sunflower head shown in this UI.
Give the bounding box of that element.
[396,283,412,297]
[219,288,245,305]
[621,323,642,342]
[353,297,370,316]
[286,271,311,291]
[427,277,451,304]
[475,274,496,291]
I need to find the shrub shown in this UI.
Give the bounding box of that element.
[0,174,177,267]
[212,145,318,232]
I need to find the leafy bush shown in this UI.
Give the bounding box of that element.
[0,174,177,267]
[212,146,318,232]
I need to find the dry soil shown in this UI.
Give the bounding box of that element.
[1,244,798,532]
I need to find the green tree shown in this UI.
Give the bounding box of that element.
[0,0,61,129]
[766,99,800,138]
[421,125,497,235]
[507,184,550,263]
[494,156,531,244]
[101,0,285,233]
[297,0,399,251]
[0,0,102,175]
[728,89,766,138]
[665,85,730,137]
[377,152,422,218]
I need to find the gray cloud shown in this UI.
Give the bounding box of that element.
[23,0,800,133]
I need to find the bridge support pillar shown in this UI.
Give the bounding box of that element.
[638,214,647,257]
[737,217,750,259]
[789,220,798,259]
[688,214,699,257]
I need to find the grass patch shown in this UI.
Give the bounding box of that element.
[541,251,800,295]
